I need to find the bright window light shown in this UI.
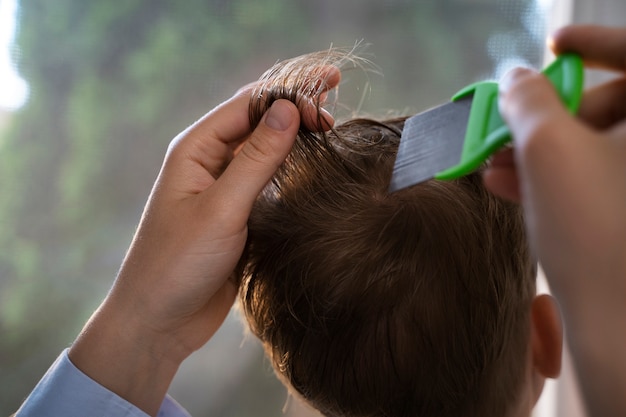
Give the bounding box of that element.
[0,0,29,111]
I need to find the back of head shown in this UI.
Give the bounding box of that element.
[237,50,536,417]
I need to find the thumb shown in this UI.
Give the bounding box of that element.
[492,68,580,205]
[498,67,597,187]
[499,67,577,152]
[210,99,300,217]
[498,67,620,269]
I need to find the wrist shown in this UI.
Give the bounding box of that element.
[68,298,184,416]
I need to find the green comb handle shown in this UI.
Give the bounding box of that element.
[434,53,584,180]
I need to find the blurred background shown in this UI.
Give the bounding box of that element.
[0,0,622,415]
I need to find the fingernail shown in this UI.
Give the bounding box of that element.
[265,100,293,131]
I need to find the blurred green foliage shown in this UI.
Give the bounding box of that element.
[0,0,542,414]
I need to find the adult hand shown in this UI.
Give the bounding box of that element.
[68,68,340,416]
[483,25,626,417]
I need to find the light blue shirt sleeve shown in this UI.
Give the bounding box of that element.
[15,349,191,417]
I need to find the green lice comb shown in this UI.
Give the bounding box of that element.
[389,53,584,192]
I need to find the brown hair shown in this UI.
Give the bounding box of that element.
[237,50,536,417]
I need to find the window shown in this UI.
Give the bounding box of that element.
[1,1,616,415]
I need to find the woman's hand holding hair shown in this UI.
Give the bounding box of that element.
[68,68,340,416]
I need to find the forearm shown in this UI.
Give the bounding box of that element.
[16,349,190,417]
[68,300,182,417]
[547,261,626,417]
[567,314,626,417]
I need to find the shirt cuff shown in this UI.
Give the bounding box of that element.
[16,349,191,417]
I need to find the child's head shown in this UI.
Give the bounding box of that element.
[237,51,562,417]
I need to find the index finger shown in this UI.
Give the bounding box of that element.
[187,85,257,149]
[550,25,626,72]
[164,87,259,183]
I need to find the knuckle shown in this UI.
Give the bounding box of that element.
[165,133,186,161]
[240,133,279,168]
